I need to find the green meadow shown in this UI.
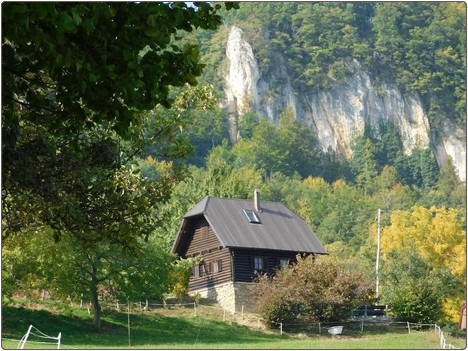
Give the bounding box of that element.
[1,301,465,349]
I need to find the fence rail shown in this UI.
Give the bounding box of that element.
[73,299,462,349]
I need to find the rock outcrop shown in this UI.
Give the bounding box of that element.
[223,26,466,181]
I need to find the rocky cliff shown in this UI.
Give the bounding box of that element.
[223,26,466,181]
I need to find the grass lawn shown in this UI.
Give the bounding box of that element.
[1,301,466,349]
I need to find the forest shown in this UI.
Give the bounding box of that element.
[2,2,466,329]
[190,2,466,129]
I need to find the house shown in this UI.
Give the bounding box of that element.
[171,189,327,313]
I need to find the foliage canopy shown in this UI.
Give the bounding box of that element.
[2,2,238,244]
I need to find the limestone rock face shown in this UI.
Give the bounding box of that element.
[223,26,466,181]
[224,26,260,141]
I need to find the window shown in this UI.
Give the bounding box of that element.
[205,262,212,275]
[213,259,222,273]
[279,258,289,269]
[192,264,200,277]
[254,256,264,270]
[243,209,261,224]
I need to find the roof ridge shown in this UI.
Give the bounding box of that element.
[207,196,282,204]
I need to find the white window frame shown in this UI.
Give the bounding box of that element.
[193,264,200,277]
[254,256,264,270]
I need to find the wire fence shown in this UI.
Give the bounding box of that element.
[272,320,461,349]
[3,324,66,350]
[105,299,463,349]
[11,299,462,349]
[97,299,268,329]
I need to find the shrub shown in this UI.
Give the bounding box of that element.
[252,255,374,325]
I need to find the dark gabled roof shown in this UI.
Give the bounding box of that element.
[172,196,327,255]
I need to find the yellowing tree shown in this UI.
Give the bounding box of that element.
[381,206,466,322]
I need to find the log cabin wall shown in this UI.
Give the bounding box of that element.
[188,248,232,291]
[232,248,300,283]
[181,216,233,292]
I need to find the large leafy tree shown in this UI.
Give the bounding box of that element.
[2,225,174,330]
[381,250,459,324]
[2,2,238,244]
[2,83,228,329]
[381,207,466,322]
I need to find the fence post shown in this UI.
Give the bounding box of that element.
[361,318,364,332]
[318,322,321,334]
[56,332,61,350]
[19,325,33,349]
[127,300,131,347]
[407,322,411,334]
[280,323,283,336]
[241,305,244,320]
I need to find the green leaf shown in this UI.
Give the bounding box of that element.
[71,8,82,25]
[143,27,160,38]
[89,73,98,83]
[146,14,158,27]
[82,19,95,33]
[60,12,76,33]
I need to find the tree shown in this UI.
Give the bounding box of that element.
[2,226,174,329]
[381,249,459,323]
[375,122,404,167]
[350,136,379,194]
[381,206,466,322]
[426,158,466,208]
[253,256,373,325]
[232,119,286,176]
[277,108,321,177]
[2,73,227,329]
[373,3,466,126]
[2,2,238,243]
[315,179,372,249]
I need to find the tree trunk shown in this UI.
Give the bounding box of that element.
[92,289,102,330]
[90,264,102,330]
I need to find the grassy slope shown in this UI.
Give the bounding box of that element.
[1,302,465,349]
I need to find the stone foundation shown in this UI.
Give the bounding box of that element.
[190,281,259,314]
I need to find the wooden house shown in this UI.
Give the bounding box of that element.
[171,189,327,313]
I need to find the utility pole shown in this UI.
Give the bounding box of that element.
[376,208,382,301]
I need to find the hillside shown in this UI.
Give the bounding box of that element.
[2,300,463,349]
[186,2,467,181]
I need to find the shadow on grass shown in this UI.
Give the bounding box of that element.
[2,305,283,348]
[280,321,412,340]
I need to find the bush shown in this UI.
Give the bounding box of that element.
[381,250,460,324]
[252,256,374,325]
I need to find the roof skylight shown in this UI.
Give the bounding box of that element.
[243,209,261,224]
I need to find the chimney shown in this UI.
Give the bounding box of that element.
[254,187,261,212]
